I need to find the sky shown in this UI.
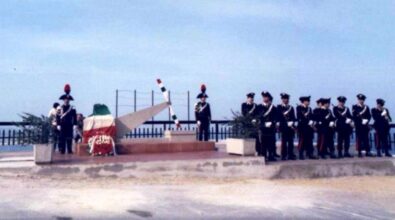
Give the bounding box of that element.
[1,0,395,121]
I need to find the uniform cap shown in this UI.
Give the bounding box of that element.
[377,98,385,106]
[280,93,290,99]
[299,96,311,102]
[337,96,347,102]
[357,94,366,100]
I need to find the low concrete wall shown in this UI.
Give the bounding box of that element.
[0,157,394,180]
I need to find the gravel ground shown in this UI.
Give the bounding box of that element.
[0,176,394,219]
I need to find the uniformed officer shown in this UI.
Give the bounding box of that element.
[277,93,297,160]
[241,93,258,117]
[372,99,392,157]
[57,84,77,154]
[333,96,354,158]
[313,98,324,156]
[195,85,212,141]
[352,94,373,157]
[241,92,260,154]
[258,91,278,161]
[315,98,336,159]
[296,96,317,160]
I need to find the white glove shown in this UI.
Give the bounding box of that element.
[57,125,61,131]
[382,110,387,116]
[308,120,314,126]
[294,121,298,127]
[362,119,369,125]
[73,125,78,130]
[287,121,294,127]
[252,119,257,124]
[197,121,201,126]
[276,122,280,128]
[265,122,272,128]
[346,118,352,124]
[329,121,335,128]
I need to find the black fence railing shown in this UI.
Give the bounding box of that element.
[1,121,395,150]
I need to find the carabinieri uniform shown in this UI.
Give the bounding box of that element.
[241,93,258,117]
[277,93,297,160]
[296,96,317,160]
[195,85,212,141]
[333,96,353,158]
[315,98,336,159]
[57,84,77,154]
[241,93,260,153]
[258,91,278,161]
[372,99,392,157]
[352,94,373,157]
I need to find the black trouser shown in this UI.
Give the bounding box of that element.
[319,130,335,156]
[51,127,60,152]
[281,129,295,158]
[375,130,390,153]
[59,137,73,154]
[337,130,351,154]
[356,127,371,153]
[298,128,314,156]
[317,128,335,156]
[198,121,210,141]
[259,129,276,158]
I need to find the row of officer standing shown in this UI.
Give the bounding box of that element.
[241,92,392,162]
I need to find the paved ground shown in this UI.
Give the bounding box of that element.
[0,176,394,220]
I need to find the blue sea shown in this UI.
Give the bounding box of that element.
[0,145,33,153]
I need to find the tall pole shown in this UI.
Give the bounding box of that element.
[134,90,137,112]
[151,90,155,130]
[115,89,119,118]
[168,91,171,121]
[187,91,190,129]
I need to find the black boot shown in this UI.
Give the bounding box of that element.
[385,151,392,157]
[299,152,305,160]
[366,152,375,157]
[338,151,344,159]
[268,156,277,162]
[377,150,383,157]
[330,153,337,159]
[358,151,363,158]
[344,151,353,158]
[288,154,297,160]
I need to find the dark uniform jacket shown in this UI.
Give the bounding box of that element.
[297,105,314,132]
[57,104,77,138]
[315,108,335,133]
[333,106,353,133]
[195,102,212,123]
[372,107,392,133]
[352,104,371,129]
[241,103,258,117]
[277,104,296,132]
[258,103,277,132]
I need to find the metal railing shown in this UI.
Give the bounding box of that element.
[1,121,395,150]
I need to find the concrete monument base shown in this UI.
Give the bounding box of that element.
[76,139,215,156]
[226,138,256,156]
